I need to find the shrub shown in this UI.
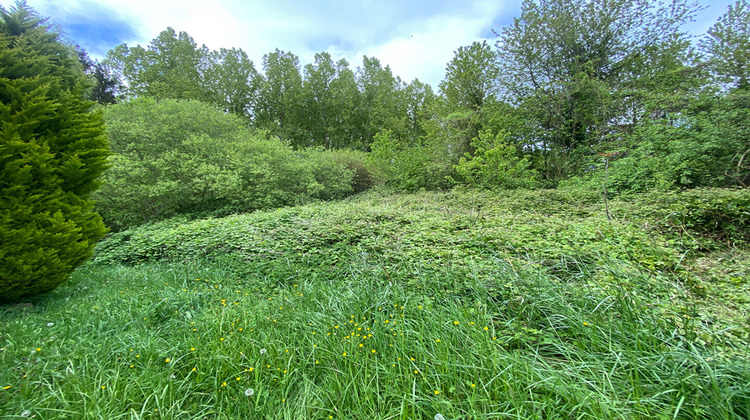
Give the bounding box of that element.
[625,188,750,245]
[452,129,540,189]
[0,4,109,301]
[328,148,376,193]
[95,98,357,230]
[368,129,454,191]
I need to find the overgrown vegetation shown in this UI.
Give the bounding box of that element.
[95,98,370,231]
[2,190,749,418]
[1,0,748,417]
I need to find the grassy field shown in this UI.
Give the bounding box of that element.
[1,189,749,419]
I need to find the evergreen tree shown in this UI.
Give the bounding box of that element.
[0,1,109,301]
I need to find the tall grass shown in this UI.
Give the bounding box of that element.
[2,253,748,419]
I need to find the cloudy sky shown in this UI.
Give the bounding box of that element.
[13,0,739,88]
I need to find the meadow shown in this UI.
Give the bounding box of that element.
[1,189,749,419]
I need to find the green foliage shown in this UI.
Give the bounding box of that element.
[623,188,750,245]
[453,130,540,189]
[254,49,304,143]
[496,0,701,181]
[0,2,109,301]
[93,189,678,274]
[565,90,750,192]
[701,0,750,90]
[327,148,376,193]
[105,27,209,101]
[439,41,498,112]
[367,129,453,191]
[94,98,356,231]
[4,189,749,418]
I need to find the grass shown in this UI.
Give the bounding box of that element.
[1,189,749,419]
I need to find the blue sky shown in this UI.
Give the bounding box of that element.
[12,0,740,88]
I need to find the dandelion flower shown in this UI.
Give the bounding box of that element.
[453,321,459,325]
[434,390,440,395]
[245,388,254,396]
[342,352,347,356]
[260,348,267,355]
[165,358,171,363]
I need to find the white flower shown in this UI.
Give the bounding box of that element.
[21,410,31,417]
[259,348,267,355]
[434,414,446,420]
[47,322,54,327]
[245,388,255,397]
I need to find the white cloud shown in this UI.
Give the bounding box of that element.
[23,0,725,88]
[358,1,509,86]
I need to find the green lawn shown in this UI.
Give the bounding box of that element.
[2,189,749,419]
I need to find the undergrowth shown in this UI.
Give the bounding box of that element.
[1,188,748,418]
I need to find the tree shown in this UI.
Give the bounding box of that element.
[0,1,109,301]
[495,0,701,181]
[76,47,120,104]
[403,78,434,142]
[254,49,304,143]
[105,27,209,101]
[301,52,340,148]
[355,56,407,148]
[437,41,500,157]
[440,41,498,112]
[701,0,750,91]
[203,47,260,119]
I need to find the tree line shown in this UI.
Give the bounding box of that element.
[95,0,749,191]
[102,29,433,151]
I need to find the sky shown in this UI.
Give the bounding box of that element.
[10,0,740,89]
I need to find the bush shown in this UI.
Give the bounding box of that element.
[452,129,540,189]
[564,91,750,193]
[94,98,356,230]
[625,188,750,245]
[0,5,109,301]
[328,148,376,193]
[368,129,454,191]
